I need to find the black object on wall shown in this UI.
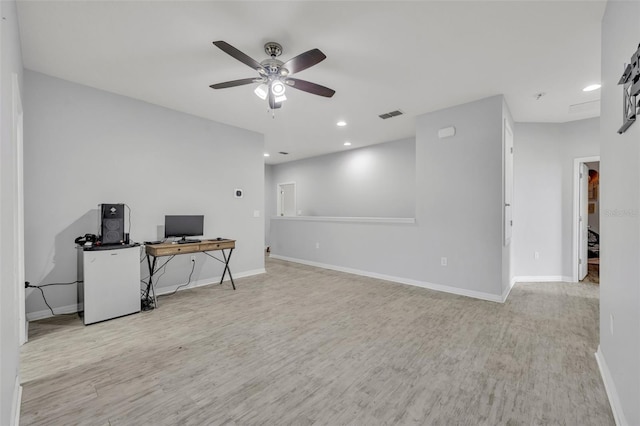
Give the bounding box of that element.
[100,203,125,245]
[617,43,640,134]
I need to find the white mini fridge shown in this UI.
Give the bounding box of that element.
[78,245,141,325]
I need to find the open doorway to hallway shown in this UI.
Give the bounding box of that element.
[584,161,600,283]
[574,156,600,284]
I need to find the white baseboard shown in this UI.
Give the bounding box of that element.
[154,268,266,296]
[595,346,627,426]
[501,277,517,303]
[270,255,504,303]
[26,302,79,322]
[26,269,266,321]
[11,376,22,426]
[513,275,573,283]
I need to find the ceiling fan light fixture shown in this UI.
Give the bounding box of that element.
[271,80,286,96]
[210,41,335,112]
[254,83,268,100]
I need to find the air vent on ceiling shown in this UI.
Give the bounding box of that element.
[278,151,289,155]
[379,110,404,120]
[568,100,600,115]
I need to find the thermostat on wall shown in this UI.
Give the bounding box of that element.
[234,189,243,198]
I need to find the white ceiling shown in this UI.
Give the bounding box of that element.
[17,1,605,164]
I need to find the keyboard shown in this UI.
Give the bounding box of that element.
[178,239,200,244]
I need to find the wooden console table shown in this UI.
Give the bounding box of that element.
[143,239,236,310]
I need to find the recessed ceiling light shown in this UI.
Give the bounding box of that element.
[583,84,601,92]
[336,121,347,127]
[264,153,270,157]
[344,142,351,146]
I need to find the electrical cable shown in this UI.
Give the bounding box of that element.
[34,287,55,316]
[141,255,175,309]
[31,280,80,288]
[159,258,196,297]
[27,281,81,317]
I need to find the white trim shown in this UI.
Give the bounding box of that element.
[572,156,600,282]
[12,73,26,345]
[501,276,517,303]
[503,118,514,246]
[155,268,265,297]
[276,181,296,217]
[595,346,627,426]
[270,254,504,303]
[26,269,267,320]
[513,275,573,283]
[271,216,416,224]
[11,375,22,426]
[26,302,79,322]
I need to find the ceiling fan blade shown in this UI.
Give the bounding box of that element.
[286,78,335,98]
[268,91,282,109]
[213,41,266,73]
[282,48,326,74]
[209,78,259,89]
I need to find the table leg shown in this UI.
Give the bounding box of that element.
[220,248,236,290]
[144,255,158,310]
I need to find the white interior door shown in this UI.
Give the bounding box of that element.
[277,183,296,217]
[579,163,589,280]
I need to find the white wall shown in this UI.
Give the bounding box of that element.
[271,96,510,301]
[24,71,265,318]
[597,1,640,424]
[0,1,24,424]
[416,95,507,297]
[513,118,599,280]
[269,138,416,218]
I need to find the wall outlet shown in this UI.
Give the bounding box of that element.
[534,251,540,260]
[253,210,260,218]
[441,257,447,266]
[315,242,320,249]
[190,255,196,263]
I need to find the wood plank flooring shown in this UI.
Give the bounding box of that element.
[21,257,614,425]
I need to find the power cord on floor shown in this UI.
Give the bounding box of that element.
[26,281,81,317]
[159,258,196,298]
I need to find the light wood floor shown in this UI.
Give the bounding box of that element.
[21,257,614,425]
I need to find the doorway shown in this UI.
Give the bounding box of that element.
[277,182,296,217]
[573,156,600,283]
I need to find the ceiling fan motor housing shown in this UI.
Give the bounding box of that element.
[261,58,287,76]
[264,42,283,58]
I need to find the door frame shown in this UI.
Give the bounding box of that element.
[276,182,296,217]
[503,119,514,246]
[572,155,600,282]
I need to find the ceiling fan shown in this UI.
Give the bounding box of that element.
[209,41,335,110]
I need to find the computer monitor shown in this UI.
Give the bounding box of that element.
[164,215,204,241]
